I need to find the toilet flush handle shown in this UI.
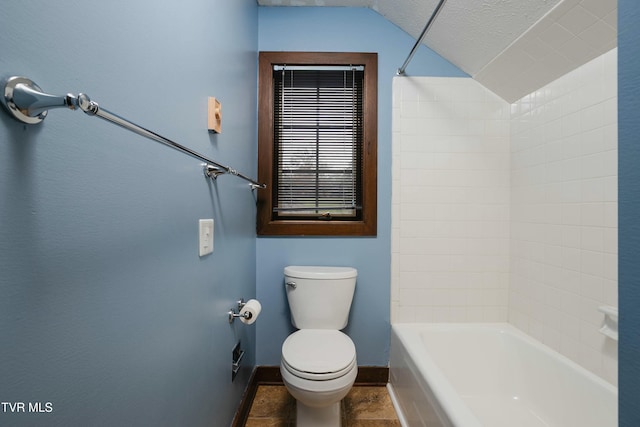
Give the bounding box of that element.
[286,281,297,289]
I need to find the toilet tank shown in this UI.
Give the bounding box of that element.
[284,266,357,330]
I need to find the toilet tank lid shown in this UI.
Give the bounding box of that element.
[284,266,357,279]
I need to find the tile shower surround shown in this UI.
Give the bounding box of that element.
[392,76,512,324]
[391,49,617,385]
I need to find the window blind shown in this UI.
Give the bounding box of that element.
[272,66,365,220]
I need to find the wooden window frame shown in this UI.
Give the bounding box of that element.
[257,51,377,236]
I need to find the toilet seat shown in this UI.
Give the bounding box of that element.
[282,329,356,381]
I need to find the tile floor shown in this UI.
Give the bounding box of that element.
[245,385,401,426]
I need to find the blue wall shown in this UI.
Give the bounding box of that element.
[255,7,466,366]
[6,3,628,425]
[618,1,640,425]
[0,1,258,426]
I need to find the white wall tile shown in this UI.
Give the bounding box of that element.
[392,76,511,326]
[558,5,599,34]
[509,49,617,385]
[392,49,617,386]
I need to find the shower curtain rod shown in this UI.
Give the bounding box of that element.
[397,0,448,75]
[0,76,266,190]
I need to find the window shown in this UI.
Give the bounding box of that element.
[257,52,377,236]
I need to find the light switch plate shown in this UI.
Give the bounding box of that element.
[199,219,214,256]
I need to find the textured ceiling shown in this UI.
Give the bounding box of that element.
[379,0,566,76]
[258,0,617,102]
[258,0,564,75]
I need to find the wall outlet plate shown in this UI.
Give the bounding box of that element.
[199,219,214,256]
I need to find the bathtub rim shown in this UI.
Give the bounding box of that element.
[390,322,618,427]
[391,323,482,427]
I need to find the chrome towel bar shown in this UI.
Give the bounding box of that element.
[1,76,266,190]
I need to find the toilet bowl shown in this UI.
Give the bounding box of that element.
[280,266,358,426]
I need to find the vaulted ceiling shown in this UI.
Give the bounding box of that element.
[257,0,617,102]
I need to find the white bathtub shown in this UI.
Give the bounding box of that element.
[389,323,617,427]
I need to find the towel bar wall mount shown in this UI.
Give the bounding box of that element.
[1,76,266,190]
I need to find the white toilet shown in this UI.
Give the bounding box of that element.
[280,266,358,426]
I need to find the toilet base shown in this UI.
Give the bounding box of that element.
[296,400,341,427]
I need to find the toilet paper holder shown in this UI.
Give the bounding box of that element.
[228,299,252,323]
